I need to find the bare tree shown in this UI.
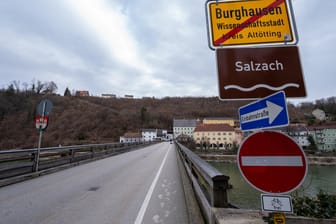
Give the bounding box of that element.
[11,80,20,93]
[42,81,58,94]
[36,80,44,94]
[30,79,36,93]
[22,82,28,93]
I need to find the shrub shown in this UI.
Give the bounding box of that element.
[292,190,336,219]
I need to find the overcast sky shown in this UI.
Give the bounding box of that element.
[0,0,335,104]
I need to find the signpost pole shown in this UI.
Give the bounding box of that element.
[204,1,306,219]
[35,101,46,172]
[35,130,43,172]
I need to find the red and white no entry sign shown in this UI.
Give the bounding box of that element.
[237,131,307,194]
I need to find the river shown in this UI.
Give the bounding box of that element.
[209,162,336,209]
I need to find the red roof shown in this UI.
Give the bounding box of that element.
[194,124,234,132]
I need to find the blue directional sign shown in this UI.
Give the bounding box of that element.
[238,91,289,131]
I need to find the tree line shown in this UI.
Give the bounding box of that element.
[5,80,58,95]
[3,80,74,97]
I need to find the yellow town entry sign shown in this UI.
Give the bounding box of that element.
[205,0,297,49]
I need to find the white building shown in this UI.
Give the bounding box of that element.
[274,124,311,149]
[142,129,158,142]
[119,132,142,143]
[312,109,326,121]
[120,129,168,143]
[173,119,198,139]
[308,124,336,151]
[101,94,116,98]
[286,125,311,148]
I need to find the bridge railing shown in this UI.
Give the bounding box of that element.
[175,142,233,222]
[0,141,155,185]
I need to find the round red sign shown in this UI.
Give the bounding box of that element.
[237,131,308,194]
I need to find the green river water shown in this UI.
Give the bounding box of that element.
[209,162,336,209]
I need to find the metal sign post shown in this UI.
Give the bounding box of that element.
[35,102,46,172]
[35,129,43,172]
[34,99,53,172]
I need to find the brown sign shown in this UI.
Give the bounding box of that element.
[216,46,306,100]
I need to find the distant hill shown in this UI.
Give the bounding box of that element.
[0,90,333,149]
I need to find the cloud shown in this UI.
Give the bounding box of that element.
[0,0,335,102]
[291,0,336,102]
[64,0,152,74]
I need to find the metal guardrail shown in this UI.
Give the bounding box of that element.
[175,142,233,223]
[0,142,155,184]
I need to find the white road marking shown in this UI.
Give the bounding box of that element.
[134,148,170,224]
[241,156,303,166]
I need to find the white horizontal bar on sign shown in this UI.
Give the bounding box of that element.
[241,156,303,167]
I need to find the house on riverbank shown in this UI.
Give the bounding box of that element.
[308,124,336,151]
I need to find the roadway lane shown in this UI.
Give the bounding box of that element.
[0,142,188,224]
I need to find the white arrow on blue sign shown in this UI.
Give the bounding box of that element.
[238,91,289,131]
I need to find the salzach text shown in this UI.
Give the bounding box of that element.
[235,60,284,72]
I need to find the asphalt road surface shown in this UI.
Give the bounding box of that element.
[0,142,188,224]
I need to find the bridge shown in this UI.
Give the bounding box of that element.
[1,142,191,223]
[0,142,271,224]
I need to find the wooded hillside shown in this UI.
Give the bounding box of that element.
[0,90,332,150]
